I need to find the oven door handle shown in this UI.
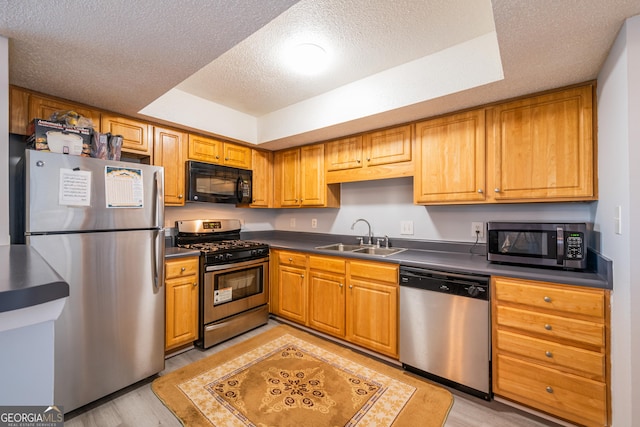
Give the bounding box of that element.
[205,257,269,272]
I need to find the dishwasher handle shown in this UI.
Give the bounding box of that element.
[399,266,489,299]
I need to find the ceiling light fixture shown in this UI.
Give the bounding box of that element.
[286,43,329,75]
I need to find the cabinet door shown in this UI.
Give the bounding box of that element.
[308,270,346,337]
[490,85,595,201]
[275,148,301,207]
[188,134,222,163]
[414,110,486,204]
[365,125,412,167]
[250,150,273,208]
[165,273,199,351]
[346,278,398,358]
[300,144,325,206]
[325,136,363,171]
[277,265,307,323]
[9,86,30,135]
[29,94,102,132]
[222,143,252,169]
[101,114,153,158]
[153,127,187,206]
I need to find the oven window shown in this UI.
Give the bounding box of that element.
[497,231,548,257]
[213,265,263,305]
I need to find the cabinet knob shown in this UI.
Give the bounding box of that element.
[544,324,552,331]
[178,194,183,199]
[300,274,305,279]
[546,386,554,394]
[181,267,186,272]
[494,188,501,192]
[356,159,361,163]
[288,258,293,262]
[193,282,197,287]
[225,157,229,161]
[544,296,552,303]
[366,157,371,161]
[545,351,553,358]
[339,283,343,288]
[477,189,483,193]
[349,285,353,289]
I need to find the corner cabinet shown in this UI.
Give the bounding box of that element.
[165,257,200,353]
[273,144,340,208]
[492,276,610,427]
[153,127,188,206]
[488,84,596,202]
[270,250,398,358]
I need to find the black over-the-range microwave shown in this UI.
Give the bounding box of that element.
[186,160,252,204]
[486,222,590,270]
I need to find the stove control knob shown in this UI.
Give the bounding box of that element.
[225,253,233,260]
[251,249,257,256]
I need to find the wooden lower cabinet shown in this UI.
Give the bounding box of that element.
[270,250,398,358]
[492,276,610,426]
[165,257,199,352]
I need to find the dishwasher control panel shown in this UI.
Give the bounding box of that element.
[399,266,490,300]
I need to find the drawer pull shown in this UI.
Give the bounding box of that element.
[544,324,552,331]
[546,386,554,394]
[544,296,552,303]
[181,267,186,272]
[289,258,293,262]
[545,351,553,358]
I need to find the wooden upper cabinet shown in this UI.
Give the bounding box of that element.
[414,109,486,204]
[187,134,251,169]
[28,93,102,133]
[274,144,340,208]
[250,149,273,208]
[153,127,188,206]
[365,125,412,166]
[326,136,363,171]
[101,114,153,158]
[326,125,413,183]
[9,86,30,135]
[489,84,596,201]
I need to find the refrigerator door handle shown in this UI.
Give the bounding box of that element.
[154,170,164,228]
[153,229,164,292]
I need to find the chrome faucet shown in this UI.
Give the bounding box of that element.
[351,218,373,245]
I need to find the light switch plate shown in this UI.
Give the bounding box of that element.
[400,220,414,235]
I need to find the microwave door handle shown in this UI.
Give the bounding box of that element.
[556,226,564,265]
[236,176,243,203]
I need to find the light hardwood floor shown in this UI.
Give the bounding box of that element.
[64,320,564,427]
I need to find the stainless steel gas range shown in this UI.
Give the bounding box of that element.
[175,219,269,349]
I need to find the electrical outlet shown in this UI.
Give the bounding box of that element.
[311,218,318,229]
[400,220,414,235]
[290,218,296,228]
[471,222,484,238]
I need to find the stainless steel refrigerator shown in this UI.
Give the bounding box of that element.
[21,150,165,413]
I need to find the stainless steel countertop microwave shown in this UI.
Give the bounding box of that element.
[186,161,252,204]
[486,222,590,270]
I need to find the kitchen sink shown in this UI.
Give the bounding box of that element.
[315,243,364,252]
[352,247,407,256]
[315,243,406,257]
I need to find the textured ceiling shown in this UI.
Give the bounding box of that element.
[2,0,640,149]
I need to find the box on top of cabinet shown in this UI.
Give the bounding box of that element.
[26,118,92,157]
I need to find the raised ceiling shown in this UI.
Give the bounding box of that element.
[2,0,640,149]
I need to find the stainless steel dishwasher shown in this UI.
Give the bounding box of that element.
[399,266,491,400]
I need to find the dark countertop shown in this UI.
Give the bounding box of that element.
[241,231,612,290]
[0,245,70,313]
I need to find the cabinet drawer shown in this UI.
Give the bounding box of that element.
[309,255,345,274]
[349,261,397,284]
[495,354,606,427]
[496,329,605,380]
[277,251,307,267]
[496,306,604,348]
[166,258,199,279]
[494,277,604,319]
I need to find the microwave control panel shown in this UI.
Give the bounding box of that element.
[565,233,584,259]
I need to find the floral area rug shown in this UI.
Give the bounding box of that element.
[152,325,453,427]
